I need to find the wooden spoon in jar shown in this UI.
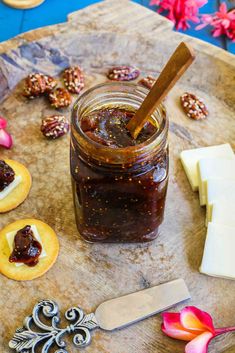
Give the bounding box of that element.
[126,42,195,139]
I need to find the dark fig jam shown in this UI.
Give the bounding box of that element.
[9,225,42,266]
[0,160,15,192]
[80,107,157,147]
[70,83,169,243]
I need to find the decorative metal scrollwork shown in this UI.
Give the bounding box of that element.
[9,299,99,353]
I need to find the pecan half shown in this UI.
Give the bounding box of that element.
[44,75,57,93]
[41,115,69,139]
[138,76,155,89]
[107,66,140,81]
[23,73,57,98]
[49,88,72,108]
[180,92,209,120]
[63,66,84,94]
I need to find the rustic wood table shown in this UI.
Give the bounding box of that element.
[0,1,235,352]
[1,0,235,54]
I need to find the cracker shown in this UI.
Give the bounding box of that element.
[0,159,32,213]
[3,0,45,10]
[0,219,59,281]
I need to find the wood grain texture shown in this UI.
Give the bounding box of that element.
[0,1,235,352]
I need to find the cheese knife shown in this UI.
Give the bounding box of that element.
[9,278,190,352]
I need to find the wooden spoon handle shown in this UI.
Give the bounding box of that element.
[126,42,195,139]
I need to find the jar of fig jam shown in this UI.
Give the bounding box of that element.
[70,83,169,243]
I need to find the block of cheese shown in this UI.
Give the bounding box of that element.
[211,200,235,228]
[6,225,46,267]
[198,158,235,206]
[200,222,235,280]
[0,175,22,200]
[180,144,234,191]
[206,179,235,224]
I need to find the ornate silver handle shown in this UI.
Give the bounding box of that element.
[9,299,99,353]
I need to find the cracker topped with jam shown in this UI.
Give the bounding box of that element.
[0,159,32,213]
[0,219,59,281]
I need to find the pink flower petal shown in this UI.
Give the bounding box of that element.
[150,0,160,5]
[221,19,231,28]
[162,313,198,341]
[190,16,200,23]
[195,23,208,30]
[0,129,13,149]
[212,28,223,37]
[219,2,227,14]
[197,0,208,6]
[185,332,214,353]
[229,13,235,21]
[180,307,215,334]
[0,117,7,129]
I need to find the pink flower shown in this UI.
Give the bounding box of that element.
[196,3,235,41]
[150,0,208,30]
[0,117,13,149]
[162,306,235,353]
[229,18,235,41]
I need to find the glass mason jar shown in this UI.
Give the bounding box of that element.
[70,83,169,243]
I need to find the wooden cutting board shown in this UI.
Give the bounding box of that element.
[0,1,235,352]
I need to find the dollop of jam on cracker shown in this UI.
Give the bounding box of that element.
[9,225,42,267]
[0,160,15,192]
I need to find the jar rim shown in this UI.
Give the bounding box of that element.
[71,82,168,164]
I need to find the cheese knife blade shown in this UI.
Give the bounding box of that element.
[95,278,190,330]
[9,278,190,353]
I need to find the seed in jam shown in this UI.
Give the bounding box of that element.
[0,160,15,192]
[9,225,42,267]
[80,107,158,148]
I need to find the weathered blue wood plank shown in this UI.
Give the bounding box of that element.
[226,36,235,55]
[20,0,101,33]
[0,2,23,42]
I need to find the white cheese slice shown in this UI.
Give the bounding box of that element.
[211,200,235,228]
[206,179,235,224]
[6,225,46,267]
[198,158,235,206]
[200,222,235,280]
[180,144,234,191]
[0,175,22,200]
